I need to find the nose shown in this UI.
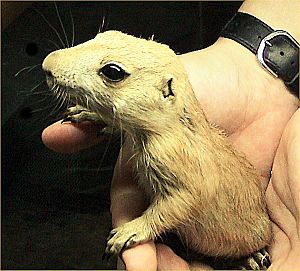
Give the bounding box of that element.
[44,70,53,78]
[42,50,59,76]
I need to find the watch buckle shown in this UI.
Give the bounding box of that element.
[256,30,299,80]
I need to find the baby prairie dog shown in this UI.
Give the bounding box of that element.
[42,31,271,259]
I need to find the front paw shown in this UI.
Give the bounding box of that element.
[62,105,101,123]
[104,219,151,257]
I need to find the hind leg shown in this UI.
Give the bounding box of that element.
[238,248,271,270]
[204,247,271,270]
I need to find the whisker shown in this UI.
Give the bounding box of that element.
[149,34,155,41]
[20,105,59,140]
[63,89,69,108]
[86,96,89,110]
[52,85,58,96]
[66,92,71,108]
[27,64,42,74]
[98,3,111,34]
[18,80,47,97]
[54,84,61,96]
[31,102,56,114]
[114,109,124,174]
[54,94,67,116]
[42,38,61,50]
[98,15,106,33]
[69,5,75,47]
[119,134,123,174]
[50,85,63,114]
[56,86,65,104]
[33,7,66,48]
[26,94,53,109]
[97,113,117,175]
[30,79,46,91]
[127,149,138,164]
[19,90,52,97]
[55,90,67,114]
[33,98,63,124]
[54,1,69,48]
[14,64,41,77]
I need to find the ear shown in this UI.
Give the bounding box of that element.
[162,76,175,99]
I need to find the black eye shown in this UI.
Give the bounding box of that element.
[99,63,129,82]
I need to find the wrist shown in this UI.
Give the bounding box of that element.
[227,2,300,97]
[218,5,300,97]
[214,37,298,102]
[180,37,299,135]
[239,0,300,43]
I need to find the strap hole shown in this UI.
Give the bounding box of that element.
[291,61,295,66]
[280,51,284,56]
[258,35,261,39]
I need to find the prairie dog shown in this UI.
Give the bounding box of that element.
[42,31,271,260]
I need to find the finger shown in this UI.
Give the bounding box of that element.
[110,137,154,269]
[189,261,214,270]
[156,244,190,270]
[156,243,213,270]
[266,109,300,267]
[283,110,300,216]
[111,137,148,227]
[121,241,157,271]
[42,120,106,153]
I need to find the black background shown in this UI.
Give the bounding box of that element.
[2,2,242,269]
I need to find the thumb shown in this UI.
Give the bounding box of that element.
[42,120,105,153]
[111,138,156,270]
[156,244,190,270]
[120,241,157,271]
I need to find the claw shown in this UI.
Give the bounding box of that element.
[61,116,80,124]
[247,257,260,270]
[63,107,84,117]
[120,234,137,253]
[103,238,118,261]
[61,117,72,124]
[252,248,271,269]
[106,229,117,241]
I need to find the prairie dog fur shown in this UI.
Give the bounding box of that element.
[43,31,271,258]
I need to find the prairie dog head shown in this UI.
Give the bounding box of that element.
[43,30,196,133]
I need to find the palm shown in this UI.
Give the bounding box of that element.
[42,39,298,270]
[180,39,297,180]
[264,110,300,270]
[117,40,299,269]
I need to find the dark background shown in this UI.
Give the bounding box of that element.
[2,1,242,269]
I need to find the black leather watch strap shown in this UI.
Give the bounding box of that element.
[221,12,299,97]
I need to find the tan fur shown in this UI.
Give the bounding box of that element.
[43,31,271,258]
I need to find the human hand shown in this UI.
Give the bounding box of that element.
[265,110,300,271]
[108,37,299,270]
[42,34,298,269]
[42,1,299,266]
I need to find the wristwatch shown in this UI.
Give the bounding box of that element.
[220,12,299,97]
